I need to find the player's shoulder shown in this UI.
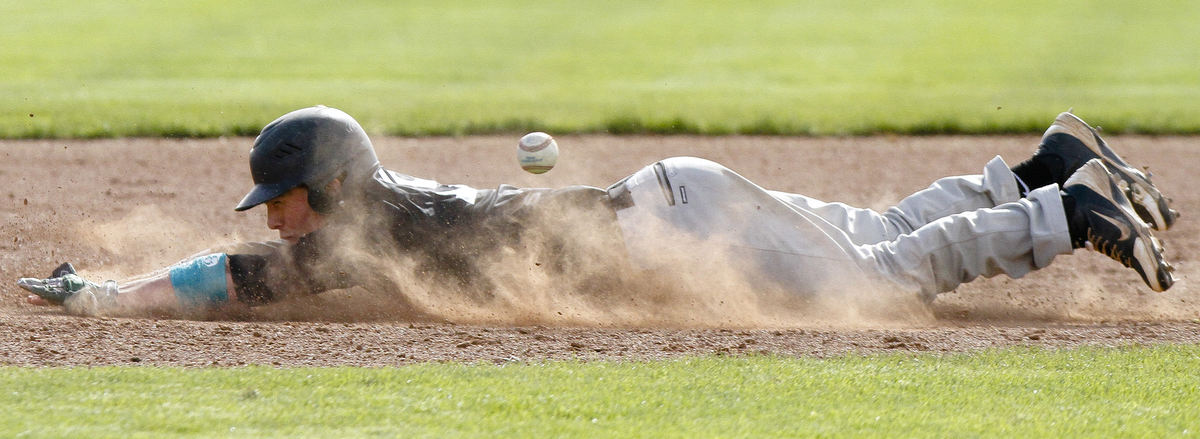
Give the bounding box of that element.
[368,167,481,202]
[374,168,437,188]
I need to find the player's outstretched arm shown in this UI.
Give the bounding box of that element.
[18,253,240,316]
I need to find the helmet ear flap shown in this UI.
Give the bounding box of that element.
[307,187,335,214]
[305,171,345,214]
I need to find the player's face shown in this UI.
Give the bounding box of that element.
[265,186,325,244]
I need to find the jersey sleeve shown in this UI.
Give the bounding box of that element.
[223,235,357,306]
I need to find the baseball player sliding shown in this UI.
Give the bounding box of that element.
[17,106,1179,317]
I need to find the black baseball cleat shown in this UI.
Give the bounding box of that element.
[1040,111,1179,230]
[1063,159,1175,292]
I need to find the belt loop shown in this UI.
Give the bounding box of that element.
[606,175,634,211]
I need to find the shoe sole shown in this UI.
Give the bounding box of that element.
[1047,112,1179,230]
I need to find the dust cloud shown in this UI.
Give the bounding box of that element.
[80,205,258,281]
[69,179,1147,329]
[34,135,1194,328]
[241,190,938,329]
[68,181,1190,329]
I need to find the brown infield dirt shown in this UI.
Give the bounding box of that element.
[1,134,1197,367]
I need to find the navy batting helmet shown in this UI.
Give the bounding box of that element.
[234,106,380,212]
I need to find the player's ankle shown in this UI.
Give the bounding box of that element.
[1011,153,1065,196]
[1060,191,1088,249]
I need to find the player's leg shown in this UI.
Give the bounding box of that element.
[609,157,869,295]
[768,155,1021,245]
[769,112,1181,247]
[857,159,1174,301]
[1011,111,1178,230]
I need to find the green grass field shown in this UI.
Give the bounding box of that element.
[2,0,1199,137]
[3,346,1197,438]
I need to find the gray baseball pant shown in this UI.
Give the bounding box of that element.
[610,156,1074,300]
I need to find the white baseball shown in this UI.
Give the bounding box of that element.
[517,132,558,174]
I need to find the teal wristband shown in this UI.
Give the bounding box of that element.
[169,253,229,308]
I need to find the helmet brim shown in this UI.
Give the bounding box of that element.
[234,181,298,211]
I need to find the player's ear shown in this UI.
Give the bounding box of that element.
[324,177,342,197]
